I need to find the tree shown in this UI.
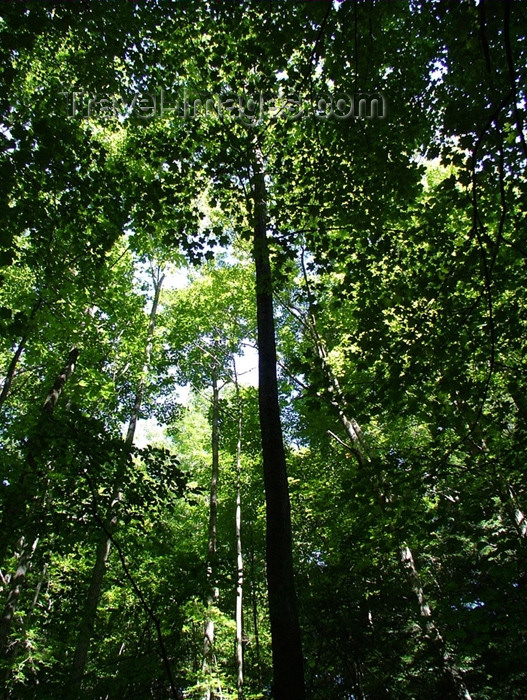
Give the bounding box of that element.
[68,266,165,697]
[1,2,527,697]
[0,345,80,668]
[251,147,305,699]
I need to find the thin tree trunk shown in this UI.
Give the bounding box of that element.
[0,346,80,558]
[503,483,527,538]
[0,553,47,695]
[297,273,472,699]
[493,473,527,539]
[0,346,79,563]
[248,529,263,691]
[0,297,42,411]
[455,398,526,541]
[0,536,40,666]
[251,147,305,700]
[233,362,244,699]
[68,536,113,696]
[400,545,472,700]
[0,346,79,663]
[68,270,164,697]
[203,368,220,699]
[322,352,471,699]
[27,562,48,629]
[0,335,29,411]
[326,379,473,698]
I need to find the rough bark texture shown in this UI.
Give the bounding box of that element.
[42,348,80,415]
[0,536,39,667]
[251,152,305,700]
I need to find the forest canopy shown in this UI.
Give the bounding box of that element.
[0,1,526,699]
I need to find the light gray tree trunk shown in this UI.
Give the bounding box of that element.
[202,368,221,700]
[454,398,526,541]
[248,529,263,690]
[503,482,527,538]
[296,266,472,700]
[400,545,472,700]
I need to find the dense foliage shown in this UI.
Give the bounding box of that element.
[1,2,526,698]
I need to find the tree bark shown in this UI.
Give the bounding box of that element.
[0,346,79,665]
[0,335,29,411]
[0,536,40,671]
[248,528,263,691]
[0,345,80,561]
[251,148,305,700]
[233,363,244,699]
[202,368,221,699]
[298,282,472,700]
[502,482,527,539]
[400,545,472,700]
[455,398,526,541]
[0,297,42,411]
[68,270,164,697]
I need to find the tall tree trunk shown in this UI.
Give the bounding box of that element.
[297,276,472,699]
[0,346,79,665]
[41,347,81,416]
[400,545,472,700]
[68,536,113,697]
[501,480,527,539]
[233,363,244,699]
[0,345,80,562]
[248,528,263,691]
[455,398,526,541]
[202,368,220,699]
[0,297,42,411]
[68,270,164,697]
[0,346,80,564]
[320,347,471,699]
[251,148,305,700]
[0,551,48,689]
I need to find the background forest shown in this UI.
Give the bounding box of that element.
[0,1,526,699]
